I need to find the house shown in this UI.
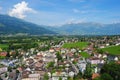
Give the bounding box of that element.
[114,57,119,61]
[43,52,56,63]
[102,54,107,58]
[68,71,75,77]
[49,48,55,53]
[0,59,18,67]
[9,70,17,80]
[100,46,105,48]
[0,52,7,57]
[106,43,110,46]
[0,67,7,74]
[88,57,100,64]
[116,43,120,46]
[77,59,87,73]
[52,72,68,80]
[92,73,100,80]
[9,51,16,55]
[22,74,40,80]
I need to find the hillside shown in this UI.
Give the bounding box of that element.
[0,14,56,35]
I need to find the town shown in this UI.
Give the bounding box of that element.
[0,35,120,80]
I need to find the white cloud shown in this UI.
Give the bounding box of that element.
[8,1,36,19]
[73,9,88,14]
[65,18,87,24]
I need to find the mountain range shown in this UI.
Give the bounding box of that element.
[0,14,120,35]
[49,22,120,35]
[0,14,55,35]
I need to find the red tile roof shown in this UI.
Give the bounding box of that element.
[92,73,100,80]
[0,52,7,57]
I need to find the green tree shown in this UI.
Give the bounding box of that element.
[16,70,20,73]
[59,77,62,80]
[47,62,55,68]
[100,61,120,80]
[43,73,49,80]
[5,73,7,78]
[8,66,12,72]
[101,73,113,80]
[83,63,92,79]
[56,52,62,61]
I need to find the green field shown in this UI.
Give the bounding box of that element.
[0,44,9,49]
[101,46,120,55]
[62,42,89,49]
[80,52,90,58]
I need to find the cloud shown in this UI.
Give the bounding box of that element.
[73,9,88,14]
[8,1,36,19]
[65,18,87,24]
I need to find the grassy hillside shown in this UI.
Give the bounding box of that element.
[101,46,120,55]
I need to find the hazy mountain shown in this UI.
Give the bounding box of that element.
[47,22,120,35]
[0,14,120,35]
[0,14,56,35]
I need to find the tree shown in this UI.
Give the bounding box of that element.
[101,73,113,80]
[43,73,49,80]
[8,66,12,72]
[83,63,92,79]
[47,62,55,68]
[93,77,101,80]
[5,73,7,78]
[16,70,20,73]
[56,52,62,61]
[100,61,120,80]
[59,77,62,80]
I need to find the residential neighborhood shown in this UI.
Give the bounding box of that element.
[0,36,120,80]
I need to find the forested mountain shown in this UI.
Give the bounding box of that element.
[0,14,56,35]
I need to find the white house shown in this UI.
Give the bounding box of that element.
[89,58,100,64]
[77,59,87,73]
[0,67,7,74]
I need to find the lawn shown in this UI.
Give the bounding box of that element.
[80,52,90,58]
[0,44,9,49]
[101,45,120,55]
[62,42,89,49]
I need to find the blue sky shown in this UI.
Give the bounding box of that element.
[0,0,120,25]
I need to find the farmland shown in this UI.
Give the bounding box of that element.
[62,42,89,49]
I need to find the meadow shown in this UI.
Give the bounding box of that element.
[62,42,89,49]
[101,45,120,55]
[0,44,9,50]
[80,52,90,58]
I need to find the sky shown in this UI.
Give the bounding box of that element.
[0,0,120,26]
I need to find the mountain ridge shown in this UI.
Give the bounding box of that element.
[0,14,120,35]
[45,22,120,35]
[0,14,56,35]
